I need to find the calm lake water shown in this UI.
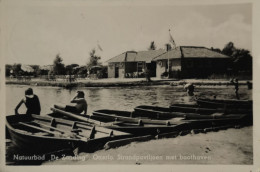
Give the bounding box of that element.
[5,84,252,165]
[6,85,252,116]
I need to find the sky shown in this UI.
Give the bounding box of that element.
[4,0,252,66]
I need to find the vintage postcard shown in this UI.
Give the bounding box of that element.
[0,0,259,171]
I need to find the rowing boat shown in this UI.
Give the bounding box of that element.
[134,105,252,119]
[6,114,131,154]
[91,109,250,133]
[169,104,252,114]
[196,98,253,109]
[50,108,191,135]
[49,108,251,135]
[197,98,252,104]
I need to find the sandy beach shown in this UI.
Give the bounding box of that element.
[43,126,253,165]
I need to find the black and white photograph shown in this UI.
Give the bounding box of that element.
[1,0,259,171]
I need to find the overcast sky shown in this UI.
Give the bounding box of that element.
[4,1,252,65]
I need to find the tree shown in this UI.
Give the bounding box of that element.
[77,66,88,76]
[12,63,22,76]
[65,64,79,75]
[87,49,101,69]
[148,41,156,50]
[232,49,252,72]
[53,54,65,75]
[210,47,221,53]
[30,65,40,77]
[5,64,12,77]
[222,42,235,56]
[221,42,252,73]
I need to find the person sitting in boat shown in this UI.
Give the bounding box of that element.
[184,83,195,96]
[15,88,41,115]
[230,78,239,100]
[55,91,87,115]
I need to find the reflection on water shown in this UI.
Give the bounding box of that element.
[6,85,251,116]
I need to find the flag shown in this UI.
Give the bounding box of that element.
[169,29,176,49]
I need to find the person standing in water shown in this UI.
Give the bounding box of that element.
[184,83,195,96]
[230,78,239,100]
[15,88,41,115]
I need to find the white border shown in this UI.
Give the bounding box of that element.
[1,0,259,171]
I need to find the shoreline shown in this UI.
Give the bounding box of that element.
[5,78,252,88]
[43,126,253,165]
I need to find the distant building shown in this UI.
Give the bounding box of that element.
[21,65,34,73]
[107,49,165,78]
[154,46,231,78]
[107,46,231,79]
[39,65,53,71]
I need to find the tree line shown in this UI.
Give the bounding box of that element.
[5,48,106,78]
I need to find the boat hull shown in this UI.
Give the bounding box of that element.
[6,115,85,154]
[6,114,130,154]
[49,108,252,136]
[196,98,253,109]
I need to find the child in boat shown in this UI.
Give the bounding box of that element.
[15,88,41,115]
[55,91,87,115]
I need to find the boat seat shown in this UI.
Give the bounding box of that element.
[15,129,33,135]
[33,132,50,136]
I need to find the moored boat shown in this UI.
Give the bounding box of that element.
[196,98,253,109]
[6,114,131,154]
[50,108,252,136]
[91,109,251,134]
[135,105,252,118]
[50,108,191,135]
[169,104,252,114]
[197,98,252,104]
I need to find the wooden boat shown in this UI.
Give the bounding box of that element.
[169,104,252,114]
[197,98,252,104]
[50,108,251,136]
[50,108,191,135]
[6,114,131,154]
[134,105,251,119]
[91,109,252,134]
[93,109,250,122]
[196,98,253,109]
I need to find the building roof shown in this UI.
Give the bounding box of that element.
[135,49,166,62]
[154,46,230,60]
[107,49,166,63]
[39,65,53,71]
[181,46,230,58]
[153,47,182,60]
[21,65,34,72]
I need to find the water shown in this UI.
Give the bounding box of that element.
[5,84,252,164]
[6,85,251,116]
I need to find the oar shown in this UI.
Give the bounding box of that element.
[93,111,187,126]
[50,107,103,125]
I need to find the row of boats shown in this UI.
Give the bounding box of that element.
[6,98,253,158]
